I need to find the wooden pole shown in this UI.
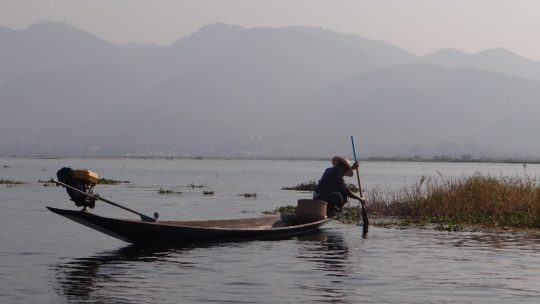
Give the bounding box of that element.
[351,136,369,235]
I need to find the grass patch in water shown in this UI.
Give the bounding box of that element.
[0,179,24,185]
[158,188,182,195]
[38,179,55,187]
[98,178,130,185]
[185,183,207,188]
[282,181,358,192]
[267,174,540,230]
[369,174,540,229]
[263,205,296,215]
[282,181,317,191]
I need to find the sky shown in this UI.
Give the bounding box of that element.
[1,0,540,60]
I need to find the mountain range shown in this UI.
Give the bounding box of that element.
[1,21,540,158]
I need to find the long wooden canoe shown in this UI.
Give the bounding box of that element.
[47,207,330,245]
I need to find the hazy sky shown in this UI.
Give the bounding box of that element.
[2,0,540,60]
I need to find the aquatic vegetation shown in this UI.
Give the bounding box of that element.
[158,188,182,195]
[282,181,358,192]
[282,181,317,191]
[185,183,206,188]
[0,179,24,185]
[98,178,130,185]
[369,174,540,229]
[269,174,540,230]
[38,180,55,187]
[434,223,463,232]
[334,206,363,224]
[263,205,296,215]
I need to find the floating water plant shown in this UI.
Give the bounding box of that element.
[186,183,206,188]
[0,179,24,185]
[263,205,296,215]
[38,180,55,187]
[282,181,317,191]
[282,181,358,192]
[158,188,182,195]
[98,178,130,185]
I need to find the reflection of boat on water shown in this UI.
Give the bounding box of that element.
[47,207,330,245]
[297,231,350,275]
[53,231,350,303]
[295,232,352,303]
[53,245,191,302]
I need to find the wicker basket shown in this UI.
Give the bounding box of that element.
[296,199,327,221]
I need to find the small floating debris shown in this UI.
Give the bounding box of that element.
[239,193,257,198]
[203,191,214,195]
[38,179,55,187]
[185,183,207,188]
[158,188,182,195]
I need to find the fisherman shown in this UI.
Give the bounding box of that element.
[313,156,366,217]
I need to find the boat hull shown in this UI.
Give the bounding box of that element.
[47,207,330,245]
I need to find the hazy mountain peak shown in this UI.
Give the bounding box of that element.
[424,48,470,57]
[27,20,71,28]
[478,47,515,55]
[167,22,246,48]
[189,22,247,37]
[21,20,111,45]
[26,20,86,33]
[198,22,246,30]
[475,47,533,61]
[4,21,540,157]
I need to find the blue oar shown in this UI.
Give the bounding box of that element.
[351,136,369,234]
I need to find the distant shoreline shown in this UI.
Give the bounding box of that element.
[1,154,539,164]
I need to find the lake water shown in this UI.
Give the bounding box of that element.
[1,157,539,303]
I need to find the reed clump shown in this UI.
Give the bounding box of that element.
[369,174,540,229]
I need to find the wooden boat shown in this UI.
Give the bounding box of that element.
[47,207,330,245]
